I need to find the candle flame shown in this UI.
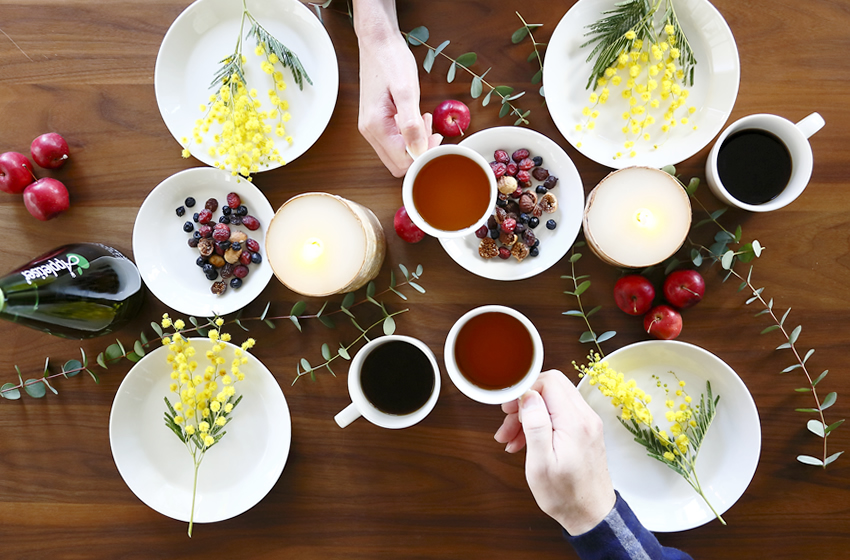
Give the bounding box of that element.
[634,208,656,229]
[301,237,324,262]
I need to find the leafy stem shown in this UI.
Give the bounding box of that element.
[512,12,546,97]
[561,242,615,355]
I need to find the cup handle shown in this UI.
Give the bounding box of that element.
[795,112,825,139]
[334,402,361,428]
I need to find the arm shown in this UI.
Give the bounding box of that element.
[352,0,442,177]
[494,370,692,560]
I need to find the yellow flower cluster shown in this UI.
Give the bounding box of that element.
[182,44,294,179]
[575,24,697,159]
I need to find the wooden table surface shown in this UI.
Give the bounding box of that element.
[1,0,849,558]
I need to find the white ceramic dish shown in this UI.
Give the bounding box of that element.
[133,167,274,317]
[544,0,740,169]
[109,339,291,523]
[577,340,760,532]
[439,127,584,281]
[155,0,339,170]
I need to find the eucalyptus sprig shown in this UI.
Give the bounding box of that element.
[0,263,425,401]
[404,26,531,125]
[512,12,546,98]
[664,166,844,468]
[562,242,617,356]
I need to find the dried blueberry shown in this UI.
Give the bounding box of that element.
[532,156,543,167]
[236,205,248,216]
[185,197,196,207]
[196,256,207,267]
[218,215,231,224]
[202,263,215,275]
[230,277,243,289]
[187,238,199,248]
[222,205,232,216]
[176,206,185,217]
[193,212,200,223]
[519,212,529,224]
[530,246,540,257]
[489,228,500,239]
[183,221,194,232]
[251,252,262,264]
[230,241,242,252]
[496,197,508,208]
[193,230,202,240]
[536,185,548,195]
[528,216,540,229]
[546,219,557,230]
[205,270,219,281]
[229,215,243,225]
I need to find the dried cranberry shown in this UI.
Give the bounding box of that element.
[198,224,213,238]
[494,149,510,164]
[204,198,219,212]
[518,158,535,171]
[197,209,213,224]
[498,247,511,260]
[511,149,530,162]
[214,242,225,256]
[212,223,231,242]
[226,192,241,208]
[475,225,488,239]
[220,263,235,279]
[242,215,260,231]
[490,162,507,178]
[510,187,523,199]
[233,265,250,279]
[505,162,518,176]
[516,170,531,185]
[501,218,517,233]
[239,251,253,265]
[246,238,260,253]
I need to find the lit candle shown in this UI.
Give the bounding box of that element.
[266,193,386,297]
[583,167,692,268]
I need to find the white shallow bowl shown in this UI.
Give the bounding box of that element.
[544,0,740,168]
[133,167,274,317]
[439,126,584,281]
[110,338,291,523]
[577,340,760,532]
[155,0,339,170]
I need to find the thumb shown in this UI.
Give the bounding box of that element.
[393,99,428,157]
[520,390,554,463]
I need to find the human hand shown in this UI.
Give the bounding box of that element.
[494,369,616,535]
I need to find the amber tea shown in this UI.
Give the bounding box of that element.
[454,312,535,390]
[411,154,492,232]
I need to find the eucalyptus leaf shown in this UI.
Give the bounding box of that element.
[597,331,616,343]
[752,239,763,257]
[575,280,591,296]
[512,27,529,43]
[434,39,450,56]
[531,69,543,84]
[338,346,351,360]
[63,360,82,377]
[134,340,145,357]
[300,358,312,373]
[807,419,825,438]
[499,102,511,118]
[825,419,845,435]
[407,26,429,46]
[383,315,396,335]
[813,370,828,385]
[586,305,602,317]
[289,316,302,332]
[482,90,493,106]
[825,451,844,465]
[342,292,356,309]
[409,281,425,293]
[455,52,477,67]
[415,264,424,277]
[471,76,483,98]
[0,383,21,400]
[562,310,585,317]
[797,455,823,466]
[720,250,734,270]
[24,380,46,399]
[398,263,410,281]
[321,343,331,361]
[319,315,335,329]
[151,322,163,336]
[290,301,307,317]
[789,325,802,344]
[820,392,837,410]
[423,49,436,73]
[579,331,596,343]
[569,252,582,263]
[447,62,457,83]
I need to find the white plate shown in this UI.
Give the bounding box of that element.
[438,127,584,281]
[109,339,290,523]
[544,0,739,169]
[578,340,760,532]
[133,167,274,317]
[155,0,339,170]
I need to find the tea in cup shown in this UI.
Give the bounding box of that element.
[334,335,440,429]
[401,144,497,238]
[444,305,544,405]
[705,112,824,212]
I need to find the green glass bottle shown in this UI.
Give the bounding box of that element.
[0,243,144,339]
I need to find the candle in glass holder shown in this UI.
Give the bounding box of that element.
[583,167,691,268]
[266,193,386,297]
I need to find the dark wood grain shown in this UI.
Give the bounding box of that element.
[1,0,849,558]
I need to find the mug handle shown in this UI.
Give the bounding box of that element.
[796,112,825,139]
[334,402,361,428]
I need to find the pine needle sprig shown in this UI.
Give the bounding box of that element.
[247,17,312,90]
[662,1,696,86]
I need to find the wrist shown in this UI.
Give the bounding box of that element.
[556,488,617,536]
[353,0,400,45]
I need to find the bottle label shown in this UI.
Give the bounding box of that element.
[20,252,91,285]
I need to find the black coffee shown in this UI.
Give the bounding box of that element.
[717,129,792,205]
[360,340,435,415]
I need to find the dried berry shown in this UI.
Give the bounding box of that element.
[529,246,540,257]
[510,187,523,199]
[183,221,194,232]
[494,150,510,164]
[499,230,517,247]
[236,205,248,217]
[498,247,511,259]
[536,185,548,195]
[528,216,540,229]
[213,223,231,242]
[532,167,549,181]
[220,263,235,279]
[230,277,243,289]
[187,237,199,248]
[500,217,517,233]
[218,215,230,224]
[239,251,253,265]
[211,281,227,295]
[197,238,214,257]
[478,237,499,259]
[522,228,537,247]
[505,162,518,176]
[543,175,559,190]
[197,209,213,224]
[516,170,532,185]
[532,156,543,166]
[518,158,535,171]
[246,238,260,253]
[475,225,488,239]
[176,206,185,217]
[494,206,508,224]
[233,265,250,279]
[229,215,243,226]
[511,149,530,162]
[490,162,507,178]
[226,192,241,208]
[185,197,196,208]
[251,252,262,264]
[242,215,260,231]
[198,224,212,238]
[546,219,557,230]
[204,198,219,212]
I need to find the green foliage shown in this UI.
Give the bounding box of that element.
[561,243,616,355]
[512,12,546,97]
[404,26,531,125]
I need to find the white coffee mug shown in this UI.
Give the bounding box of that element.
[401,144,497,238]
[334,335,440,429]
[444,305,544,405]
[705,112,824,212]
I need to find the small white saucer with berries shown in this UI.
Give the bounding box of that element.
[133,167,275,317]
[439,127,584,281]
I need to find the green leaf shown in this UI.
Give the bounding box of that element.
[807,419,825,437]
[511,26,529,43]
[342,292,356,309]
[776,342,792,350]
[797,455,824,466]
[820,392,837,411]
[781,363,802,373]
[415,264,424,277]
[780,307,791,326]
[43,378,58,395]
[685,177,700,196]
[482,90,493,107]
[96,352,107,369]
[383,315,396,335]
[803,349,815,363]
[569,252,582,263]
[407,26,429,46]
[398,264,410,281]
[734,224,743,243]
[499,102,511,118]
[63,360,82,377]
[409,281,425,294]
[795,387,812,393]
[562,310,585,317]
[290,301,307,317]
[434,39,450,56]
[690,249,703,267]
[321,343,331,361]
[586,305,602,317]
[151,322,163,337]
[493,85,514,96]
[795,407,819,413]
[423,49,436,73]
[531,69,543,84]
[366,282,376,299]
[447,62,457,83]
[289,315,302,332]
[710,208,727,221]
[338,345,351,360]
[455,52,477,67]
[813,370,828,386]
[579,331,596,343]
[471,76,483,98]
[752,239,763,257]
[597,331,616,343]
[105,343,123,363]
[24,380,46,398]
[134,340,145,358]
[789,325,802,344]
[761,325,780,335]
[126,352,141,363]
[527,51,538,62]
[661,165,676,176]
[87,368,100,383]
[825,419,845,435]
[319,315,335,329]
[721,250,734,270]
[300,358,312,373]
[575,280,591,296]
[825,451,844,465]
[1,383,21,400]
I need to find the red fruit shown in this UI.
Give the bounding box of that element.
[239,250,253,265]
[242,215,260,231]
[490,162,507,178]
[204,197,218,212]
[643,305,683,340]
[432,99,471,137]
[614,275,656,316]
[518,157,535,171]
[500,217,517,233]
[226,192,241,208]
[474,225,488,239]
[505,162,518,176]
[494,150,510,164]
[497,247,511,259]
[198,209,213,224]
[246,238,260,253]
[663,269,706,309]
[233,265,250,278]
[198,224,212,238]
[22,177,70,220]
[0,151,35,194]
[516,170,531,185]
[393,206,426,243]
[212,223,231,242]
[511,149,530,162]
[30,133,69,169]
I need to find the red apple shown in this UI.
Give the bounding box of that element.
[643,305,683,340]
[432,99,471,137]
[31,133,70,169]
[663,269,706,309]
[0,151,35,194]
[613,275,656,316]
[393,206,425,243]
[23,178,70,220]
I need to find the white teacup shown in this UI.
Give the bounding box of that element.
[401,144,497,238]
[444,305,544,405]
[705,112,825,212]
[334,335,440,429]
